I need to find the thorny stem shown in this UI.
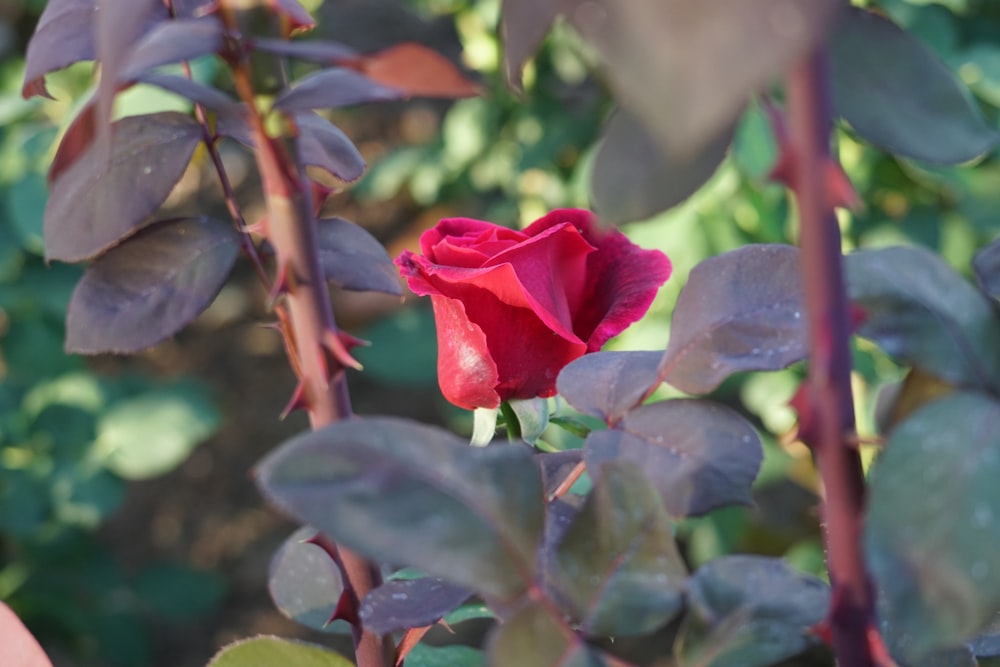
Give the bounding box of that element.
[786,49,878,666]
[218,7,392,665]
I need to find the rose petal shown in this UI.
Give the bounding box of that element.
[431,295,501,409]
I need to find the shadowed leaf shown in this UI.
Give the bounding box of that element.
[866,392,1000,660]
[0,602,53,667]
[568,0,838,161]
[404,644,484,667]
[845,245,1000,393]
[256,416,544,601]
[592,108,733,226]
[360,577,471,634]
[585,399,762,517]
[315,217,401,295]
[676,555,830,667]
[45,111,204,262]
[558,351,661,422]
[22,0,168,98]
[272,69,403,113]
[136,72,238,110]
[487,603,609,667]
[360,43,480,99]
[553,461,686,637]
[536,450,584,497]
[660,244,807,395]
[118,16,224,82]
[973,238,1000,301]
[831,7,998,164]
[268,527,347,633]
[500,0,565,87]
[297,114,366,184]
[65,217,240,354]
[252,38,358,64]
[208,637,352,667]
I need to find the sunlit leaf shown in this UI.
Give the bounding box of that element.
[866,392,1000,659]
[359,43,480,99]
[660,244,807,395]
[45,112,204,262]
[591,108,733,226]
[66,217,240,353]
[676,555,830,667]
[585,399,762,516]
[830,7,998,164]
[256,416,544,601]
[558,351,661,422]
[360,577,471,634]
[553,461,686,636]
[208,637,352,667]
[846,245,1000,393]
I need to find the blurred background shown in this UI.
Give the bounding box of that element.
[2,0,1000,664]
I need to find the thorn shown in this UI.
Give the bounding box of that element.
[807,619,833,646]
[849,303,868,332]
[326,589,360,626]
[243,217,268,236]
[395,626,433,667]
[280,380,309,419]
[789,381,819,448]
[825,160,862,211]
[867,624,897,667]
[323,329,364,371]
[268,260,290,306]
[437,618,455,634]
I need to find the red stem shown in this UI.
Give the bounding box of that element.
[786,49,878,665]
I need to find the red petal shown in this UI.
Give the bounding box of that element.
[430,295,500,410]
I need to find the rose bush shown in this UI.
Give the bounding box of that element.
[395,209,671,409]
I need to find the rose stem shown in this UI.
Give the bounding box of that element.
[786,47,878,665]
[219,6,392,665]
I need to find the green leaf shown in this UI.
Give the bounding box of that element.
[675,555,830,667]
[256,416,545,601]
[506,397,549,445]
[486,603,608,667]
[404,644,484,667]
[553,461,687,637]
[845,245,1000,393]
[830,7,998,164]
[95,382,219,480]
[866,392,1000,659]
[207,637,354,667]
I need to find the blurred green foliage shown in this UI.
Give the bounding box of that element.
[0,5,224,664]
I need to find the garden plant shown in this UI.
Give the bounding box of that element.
[7,0,1000,666]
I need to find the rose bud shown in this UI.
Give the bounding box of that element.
[395,209,671,410]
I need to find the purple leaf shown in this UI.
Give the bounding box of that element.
[136,72,237,111]
[170,0,216,18]
[256,416,545,601]
[536,450,584,497]
[272,69,404,113]
[252,38,359,64]
[591,108,734,225]
[567,0,839,161]
[660,244,807,395]
[553,461,686,637]
[65,217,240,354]
[45,111,203,262]
[974,238,1000,302]
[22,0,168,98]
[315,218,401,296]
[831,8,998,165]
[487,603,611,665]
[557,351,662,422]
[118,16,225,82]
[297,114,366,184]
[500,0,565,88]
[585,399,762,517]
[360,577,471,634]
[268,526,346,633]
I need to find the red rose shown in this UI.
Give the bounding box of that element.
[395,209,671,410]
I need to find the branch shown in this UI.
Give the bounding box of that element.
[785,49,880,666]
